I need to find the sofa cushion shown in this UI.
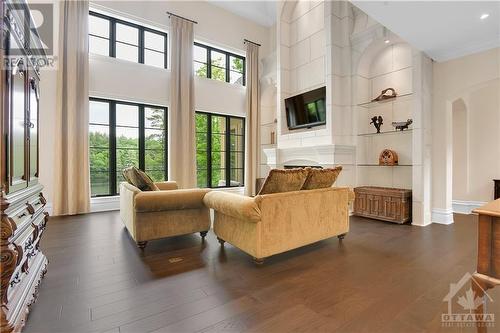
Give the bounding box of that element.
[258,168,309,195]
[122,166,159,191]
[301,166,342,190]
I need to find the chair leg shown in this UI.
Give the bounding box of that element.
[137,241,148,250]
[253,257,265,265]
[217,237,225,246]
[337,233,347,240]
[200,231,208,239]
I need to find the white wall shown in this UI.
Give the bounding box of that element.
[39,0,272,208]
[432,47,500,215]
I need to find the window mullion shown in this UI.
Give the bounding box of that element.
[139,28,144,64]
[225,54,230,83]
[207,114,212,188]
[110,19,116,57]
[225,116,231,187]
[207,46,211,79]
[242,56,246,86]
[164,108,168,179]
[110,102,117,195]
[139,105,145,171]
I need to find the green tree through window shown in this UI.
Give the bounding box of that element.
[194,43,245,85]
[89,99,167,197]
[195,112,244,188]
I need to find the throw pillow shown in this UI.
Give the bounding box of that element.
[301,166,342,190]
[258,168,309,195]
[122,166,159,191]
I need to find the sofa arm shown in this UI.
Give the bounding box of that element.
[155,181,178,191]
[203,191,261,223]
[135,188,210,212]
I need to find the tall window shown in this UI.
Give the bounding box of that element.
[194,43,245,86]
[89,11,167,69]
[196,112,245,188]
[89,98,168,197]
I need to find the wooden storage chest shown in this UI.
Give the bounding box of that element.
[353,186,412,224]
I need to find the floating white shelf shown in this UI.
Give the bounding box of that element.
[358,129,413,137]
[357,164,413,167]
[357,93,413,108]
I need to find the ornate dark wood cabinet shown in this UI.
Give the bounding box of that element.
[1,1,49,332]
[353,186,412,224]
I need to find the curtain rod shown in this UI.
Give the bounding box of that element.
[244,39,261,47]
[166,11,198,24]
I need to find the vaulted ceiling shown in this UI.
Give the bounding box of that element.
[351,1,500,61]
[207,1,277,27]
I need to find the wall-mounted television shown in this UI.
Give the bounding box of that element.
[285,86,326,130]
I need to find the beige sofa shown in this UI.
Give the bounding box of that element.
[120,181,211,249]
[203,186,354,264]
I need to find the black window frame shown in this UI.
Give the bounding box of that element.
[196,111,245,188]
[89,11,168,69]
[89,97,168,197]
[194,42,246,86]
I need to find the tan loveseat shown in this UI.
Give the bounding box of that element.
[203,186,354,264]
[120,181,211,249]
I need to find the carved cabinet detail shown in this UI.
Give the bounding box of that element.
[1,1,49,331]
[353,186,412,224]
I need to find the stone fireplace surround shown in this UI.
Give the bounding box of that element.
[263,144,356,187]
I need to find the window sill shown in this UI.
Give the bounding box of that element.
[89,53,169,72]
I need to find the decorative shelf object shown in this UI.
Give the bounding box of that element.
[357,93,413,108]
[379,149,398,166]
[358,129,413,137]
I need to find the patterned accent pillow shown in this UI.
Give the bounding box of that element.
[122,166,159,191]
[257,168,309,195]
[301,166,342,190]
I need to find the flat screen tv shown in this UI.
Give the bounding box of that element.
[285,86,326,130]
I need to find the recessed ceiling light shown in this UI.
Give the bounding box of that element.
[384,39,390,44]
[480,13,489,20]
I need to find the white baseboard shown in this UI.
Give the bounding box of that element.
[45,203,53,215]
[452,200,487,215]
[90,196,120,213]
[431,208,454,225]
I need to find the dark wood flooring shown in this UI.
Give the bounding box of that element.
[23,212,500,333]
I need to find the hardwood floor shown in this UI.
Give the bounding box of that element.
[23,212,500,333]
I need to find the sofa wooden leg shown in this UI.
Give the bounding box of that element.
[200,231,208,239]
[217,237,225,246]
[137,241,148,250]
[337,233,347,240]
[253,257,264,265]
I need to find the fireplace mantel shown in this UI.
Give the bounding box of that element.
[263,144,355,169]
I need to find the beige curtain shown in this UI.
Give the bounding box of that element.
[169,16,196,189]
[245,43,260,196]
[53,0,90,215]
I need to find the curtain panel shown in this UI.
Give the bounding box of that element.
[244,43,260,196]
[53,0,90,215]
[169,16,196,189]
